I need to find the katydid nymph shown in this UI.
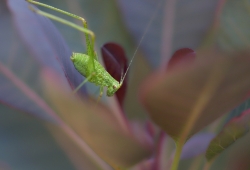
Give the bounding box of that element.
[26,0,159,99]
[26,0,129,99]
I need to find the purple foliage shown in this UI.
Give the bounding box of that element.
[0,0,87,122]
[8,0,86,94]
[181,133,215,159]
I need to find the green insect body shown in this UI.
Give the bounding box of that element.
[27,0,160,100]
[71,53,121,96]
[27,0,124,98]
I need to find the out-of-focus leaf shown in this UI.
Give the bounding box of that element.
[151,132,173,170]
[0,104,75,170]
[181,132,215,159]
[226,156,250,170]
[0,0,88,122]
[1,2,85,168]
[101,43,128,107]
[42,69,153,168]
[140,50,250,141]
[217,0,250,51]
[225,97,250,124]
[47,124,111,170]
[167,48,196,72]
[130,159,154,170]
[206,109,250,161]
[9,0,86,93]
[150,132,215,169]
[145,120,158,139]
[118,0,219,67]
[224,16,250,127]
[223,133,250,170]
[0,160,10,170]
[208,132,250,170]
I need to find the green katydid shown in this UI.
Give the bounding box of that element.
[27,0,127,99]
[26,0,160,99]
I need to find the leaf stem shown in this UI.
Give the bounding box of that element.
[170,141,184,170]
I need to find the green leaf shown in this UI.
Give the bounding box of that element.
[206,109,250,161]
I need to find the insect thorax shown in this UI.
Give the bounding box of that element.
[70,53,120,96]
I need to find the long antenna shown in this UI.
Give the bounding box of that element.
[121,0,164,84]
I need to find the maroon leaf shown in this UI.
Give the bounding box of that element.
[140,50,250,141]
[101,43,128,106]
[167,48,196,72]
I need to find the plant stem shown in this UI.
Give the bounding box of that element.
[170,141,184,170]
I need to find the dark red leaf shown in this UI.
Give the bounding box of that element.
[167,48,196,72]
[101,43,128,106]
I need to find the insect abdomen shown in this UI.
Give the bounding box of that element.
[71,53,90,77]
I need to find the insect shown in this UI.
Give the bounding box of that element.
[26,0,160,99]
[26,0,127,99]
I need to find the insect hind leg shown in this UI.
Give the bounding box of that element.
[26,0,96,60]
[73,73,95,94]
[27,0,97,84]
